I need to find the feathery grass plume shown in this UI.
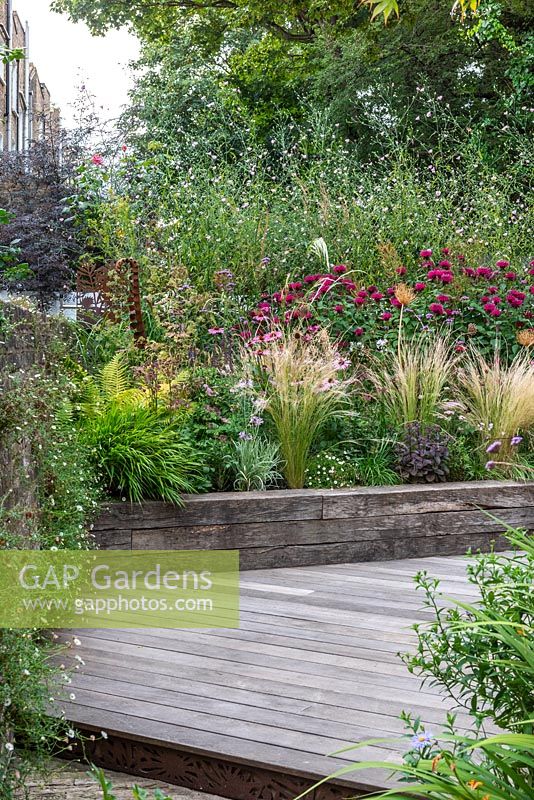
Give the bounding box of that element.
[309,237,330,271]
[370,336,454,428]
[244,329,355,489]
[457,350,534,463]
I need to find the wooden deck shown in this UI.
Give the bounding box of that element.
[57,553,482,799]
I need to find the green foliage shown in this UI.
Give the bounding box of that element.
[244,330,355,489]
[0,46,25,64]
[0,629,72,800]
[354,439,401,486]
[0,208,31,284]
[403,529,534,734]
[55,0,534,153]
[73,319,136,373]
[79,404,205,504]
[0,312,99,798]
[308,730,534,799]
[304,449,357,489]
[301,528,534,800]
[101,124,532,303]
[77,352,145,415]
[36,402,101,550]
[89,766,173,800]
[226,432,281,491]
[52,0,378,40]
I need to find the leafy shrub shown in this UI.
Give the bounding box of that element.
[403,529,534,734]
[79,405,205,504]
[0,142,83,304]
[395,423,451,483]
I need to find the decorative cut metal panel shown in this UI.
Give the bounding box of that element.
[66,732,356,800]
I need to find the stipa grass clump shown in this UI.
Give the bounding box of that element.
[370,336,454,428]
[243,329,355,489]
[457,350,534,466]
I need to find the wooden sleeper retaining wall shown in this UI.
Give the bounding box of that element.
[93,481,534,569]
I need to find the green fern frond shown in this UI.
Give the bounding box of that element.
[113,388,147,408]
[99,352,132,401]
[54,399,75,429]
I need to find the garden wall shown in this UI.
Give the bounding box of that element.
[0,303,45,530]
[93,481,534,569]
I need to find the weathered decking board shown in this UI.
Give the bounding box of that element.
[56,552,496,799]
[92,482,534,569]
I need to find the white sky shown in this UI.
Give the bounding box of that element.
[14,0,140,127]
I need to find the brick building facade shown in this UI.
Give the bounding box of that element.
[0,0,59,152]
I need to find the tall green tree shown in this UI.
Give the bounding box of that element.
[52,0,368,41]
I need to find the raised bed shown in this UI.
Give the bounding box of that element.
[92,481,534,569]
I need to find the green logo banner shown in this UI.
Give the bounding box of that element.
[0,550,239,629]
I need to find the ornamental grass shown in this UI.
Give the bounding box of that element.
[457,350,534,463]
[370,336,454,428]
[243,329,355,489]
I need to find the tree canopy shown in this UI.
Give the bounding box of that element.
[52,0,374,40]
[54,0,533,165]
